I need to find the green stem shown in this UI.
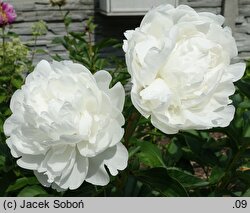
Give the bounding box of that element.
[59,6,69,35]
[87,30,94,71]
[2,27,6,64]
[88,31,93,56]
[115,109,141,194]
[216,140,249,194]
[124,109,141,148]
[30,35,38,64]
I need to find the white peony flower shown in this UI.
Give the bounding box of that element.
[4,60,128,191]
[123,4,246,134]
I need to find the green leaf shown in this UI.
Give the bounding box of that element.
[0,75,11,82]
[165,137,183,165]
[236,171,250,185]
[52,37,64,45]
[202,138,228,150]
[0,88,8,104]
[94,38,119,51]
[34,48,49,55]
[51,53,63,61]
[135,167,188,197]
[136,140,166,168]
[94,58,108,70]
[239,100,250,109]
[11,74,23,89]
[184,133,202,154]
[167,138,181,155]
[209,166,225,184]
[69,32,86,41]
[64,16,72,27]
[7,177,39,192]
[0,155,5,169]
[236,78,250,99]
[243,111,250,137]
[17,185,48,197]
[242,188,250,196]
[167,168,209,188]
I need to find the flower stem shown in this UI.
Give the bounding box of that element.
[124,109,141,148]
[59,6,69,35]
[30,35,38,64]
[216,139,249,194]
[2,27,6,64]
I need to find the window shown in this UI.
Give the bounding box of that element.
[99,0,178,16]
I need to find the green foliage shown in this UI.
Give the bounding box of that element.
[51,16,120,73]
[18,185,48,197]
[0,36,30,73]
[32,20,47,37]
[0,34,31,145]
[0,23,46,197]
[135,167,188,196]
[135,139,166,168]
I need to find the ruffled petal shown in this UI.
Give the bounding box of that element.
[86,143,128,185]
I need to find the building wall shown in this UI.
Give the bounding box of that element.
[7,0,250,61]
[235,0,250,59]
[8,0,94,62]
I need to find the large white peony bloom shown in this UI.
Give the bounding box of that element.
[123,4,246,134]
[4,60,128,191]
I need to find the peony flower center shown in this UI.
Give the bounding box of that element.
[159,36,226,109]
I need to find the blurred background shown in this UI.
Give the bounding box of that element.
[6,0,250,62]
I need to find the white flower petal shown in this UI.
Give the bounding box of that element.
[34,171,51,188]
[108,82,125,111]
[103,143,128,176]
[85,162,110,186]
[46,145,74,173]
[86,143,128,185]
[151,114,178,134]
[25,60,53,84]
[78,111,93,137]
[17,154,44,170]
[94,70,112,91]
[227,63,246,82]
[4,60,127,191]
[124,4,243,134]
[59,153,88,190]
[199,12,225,25]
[140,78,171,103]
